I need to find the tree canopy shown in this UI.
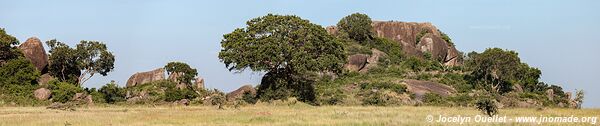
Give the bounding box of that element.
[466,48,525,94]
[337,13,373,42]
[46,40,115,86]
[218,14,346,102]
[164,61,198,88]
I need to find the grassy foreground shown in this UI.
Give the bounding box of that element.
[0,104,598,126]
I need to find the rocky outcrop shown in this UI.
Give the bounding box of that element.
[33,88,51,100]
[344,49,386,72]
[126,68,165,87]
[226,85,256,101]
[194,77,205,90]
[328,21,462,66]
[400,79,456,101]
[72,93,94,105]
[18,37,49,72]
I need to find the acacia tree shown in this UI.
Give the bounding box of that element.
[337,13,373,42]
[164,62,198,89]
[465,48,521,94]
[46,40,115,86]
[218,14,345,102]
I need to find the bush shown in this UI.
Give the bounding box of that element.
[475,98,498,117]
[86,88,106,103]
[422,93,448,106]
[360,81,406,94]
[48,80,83,103]
[242,91,257,104]
[337,13,373,42]
[0,58,40,86]
[99,82,125,104]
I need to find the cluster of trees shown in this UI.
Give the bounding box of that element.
[0,27,117,105]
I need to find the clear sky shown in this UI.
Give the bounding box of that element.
[1,0,598,108]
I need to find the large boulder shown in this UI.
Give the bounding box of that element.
[126,68,165,87]
[344,49,387,72]
[18,37,49,72]
[400,79,456,101]
[72,93,94,105]
[226,85,256,101]
[33,88,51,100]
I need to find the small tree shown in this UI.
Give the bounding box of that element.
[475,98,498,117]
[46,40,115,86]
[164,62,198,89]
[337,13,373,42]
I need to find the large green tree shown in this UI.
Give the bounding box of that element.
[465,48,521,94]
[218,14,345,102]
[337,13,373,42]
[46,40,115,86]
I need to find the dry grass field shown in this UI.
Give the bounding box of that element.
[0,103,598,126]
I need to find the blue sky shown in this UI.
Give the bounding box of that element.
[1,0,598,108]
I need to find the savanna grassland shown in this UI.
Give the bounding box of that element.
[1,104,598,126]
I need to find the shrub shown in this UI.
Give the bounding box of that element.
[360,81,406,94]
[48,80,83,103]
[99,82,125,104]
[422,93,448,106]
[242,91,257,104]
[475,98,498,117]
[360,90,385,106]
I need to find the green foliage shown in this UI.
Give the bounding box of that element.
[48,80,84,103]
[401,56,442,72]
[475,98,499,117]
[219,14,345,103]
[242,91,257,104]
[0,28,21,61]
[415,29,428,44]
[0,58,40,86]
[437,73,472,93]
[360,82,406,94]
[46,40,115,86]
[0,84,48,106]
[164,62,198,88]
[125,80,198,103]
[368,37,403,65]
[465,48,522,94]
[337,13,373,42]
[85,88,106,103]
[438,29,454,46]
[99,82,125,104]
[360,90,385,106]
